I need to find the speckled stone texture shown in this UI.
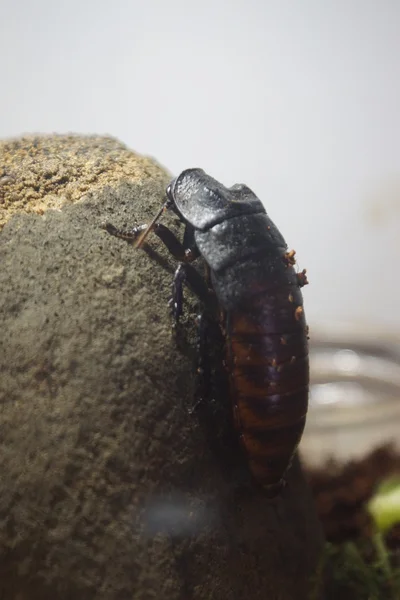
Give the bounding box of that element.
[0,135,325,600]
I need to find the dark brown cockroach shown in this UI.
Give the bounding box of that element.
[104,169,309,495]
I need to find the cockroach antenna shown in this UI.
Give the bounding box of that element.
[133,197,171,249]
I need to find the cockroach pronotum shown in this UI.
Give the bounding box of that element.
[104,169,309,495]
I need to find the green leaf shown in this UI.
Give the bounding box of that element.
[368,477,400,532]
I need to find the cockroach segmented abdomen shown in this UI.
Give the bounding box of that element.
[226,281,309,492]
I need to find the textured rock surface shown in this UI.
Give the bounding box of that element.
[0,135,165,230]
[0,135,324,600]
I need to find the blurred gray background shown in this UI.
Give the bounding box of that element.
[1,1,399,331]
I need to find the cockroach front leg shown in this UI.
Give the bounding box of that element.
[103,220,216,322]
[102,222,148,244]
[103,221,199,262]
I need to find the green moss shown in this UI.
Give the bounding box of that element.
[312,475,400,598]
[311,534,400,599]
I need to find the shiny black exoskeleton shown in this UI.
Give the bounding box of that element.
[104,169,309,494]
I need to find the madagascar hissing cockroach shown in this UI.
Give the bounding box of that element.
[104,169,309,495]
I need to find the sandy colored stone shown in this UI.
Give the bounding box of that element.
[0,135,324,600]
[0,134,167,229]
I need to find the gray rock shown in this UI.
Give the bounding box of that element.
[0,135,324,599]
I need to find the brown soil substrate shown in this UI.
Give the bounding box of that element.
[305,445,400,548]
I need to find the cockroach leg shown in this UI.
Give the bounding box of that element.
[103,220,199,262]
[152,223,200,262]
[189,312,211,414]
[102,222,148,243]
[171,263,216,324]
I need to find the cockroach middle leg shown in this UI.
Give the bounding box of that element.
[151,223,200,263]
[171,263,217,324]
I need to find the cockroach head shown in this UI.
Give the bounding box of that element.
[166,168,265,231]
